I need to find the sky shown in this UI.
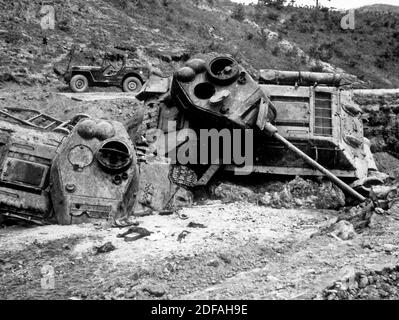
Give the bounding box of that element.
[231,0,399,10]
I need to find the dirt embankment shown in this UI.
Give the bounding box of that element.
[0,83,143,122]
[354,91,399,156]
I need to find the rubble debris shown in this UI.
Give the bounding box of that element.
[330,221,356,241]
[218,253,232,264]
[373,152,399,180]
[212,177,346,210]
[370,185,399,211]
[117,227,153,242]
[336,200,376,232]
[383,244,396,254]
[158,210,175,216]
[133,209,153,217]
[370,185,398,202]
[32,239,45,248]
[214,183,258,203]
[112,287,128,299]
[177,212,189,220]
[206,259,220,268]
[112,216,140,228]
[177,230,190,242]
[142,284,166,297]
[187,222,207,229]
[94,242,116,254]
[324,266,399,300]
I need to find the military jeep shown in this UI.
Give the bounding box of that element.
[63,49,150,94]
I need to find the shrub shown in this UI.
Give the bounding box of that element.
[267,12,279,21]
[375,57,386,69]
[231,4,245,22]
[58,19,71,32]
[310,63,324,72]
[272,46,280,56]
[3,29,24,44]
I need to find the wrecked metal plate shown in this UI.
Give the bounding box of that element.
[68,145,94,169]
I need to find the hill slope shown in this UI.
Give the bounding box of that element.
[359,4,399,13]
[0,0,398,88]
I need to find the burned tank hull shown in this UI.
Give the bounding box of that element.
[0,55,378,224]
[171,56,276,131]
[0,109,190,225]
[138,55,375,201]
[224,84,375,181]
[50,119,139,225]
[0,116,142,225]
[146,55,373,180]
[0,120,64,223]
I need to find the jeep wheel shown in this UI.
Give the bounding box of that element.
[123,76,142,93]
[70,75,89,93]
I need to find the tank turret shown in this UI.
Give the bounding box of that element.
[50,119,139,225]
[171,55,276,130]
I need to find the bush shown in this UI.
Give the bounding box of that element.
[267,12,279,21]
[375,57,386,69]
[259,0,286,10]
[231,4,245,22]
[308,43,333,62]
[58,19,71,32]
[310,63,324,72]
[271,46,280,56]
[3,29,24,44]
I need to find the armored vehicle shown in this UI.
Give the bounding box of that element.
[137,55,377,201]
[250,69,376,181]
[0,116,140,224]
[0,55,380,225]
[0,109,191,225]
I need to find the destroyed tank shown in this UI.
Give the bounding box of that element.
[137,54,378,201]
[0,55,380,225]
[0,108,192,225]
[0,116,141,225]
[253,69,377,181]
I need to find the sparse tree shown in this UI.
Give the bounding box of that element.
[258,0,286,9]
[231,4,245,22]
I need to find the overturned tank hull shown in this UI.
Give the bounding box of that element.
[0,120,63,224]
[0,113,192,225]
[137,55,376,201]
[50,119,140,225]
[225,84,376,181]
[0,55,380,225]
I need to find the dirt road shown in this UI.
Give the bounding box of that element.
[1,201,398,300]
[56,92,138,102]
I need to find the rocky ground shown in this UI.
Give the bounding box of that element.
[0,82,399,300]
[1,199,399,300]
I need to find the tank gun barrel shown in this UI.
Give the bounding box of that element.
[259,70,342,87]
[263,123,366,202]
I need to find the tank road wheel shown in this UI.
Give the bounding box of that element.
[123,76,142,94]
[70,74,89,93]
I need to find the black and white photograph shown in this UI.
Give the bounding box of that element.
[1,0,399,308]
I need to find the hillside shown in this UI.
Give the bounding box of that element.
[358,4,399,13]
[0,0,398,88]
[244,2,399,88]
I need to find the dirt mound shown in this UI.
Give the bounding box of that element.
[324,266,399,300]
[373,152,399,180]
[355,92,399,155]
[212,176,346,210]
